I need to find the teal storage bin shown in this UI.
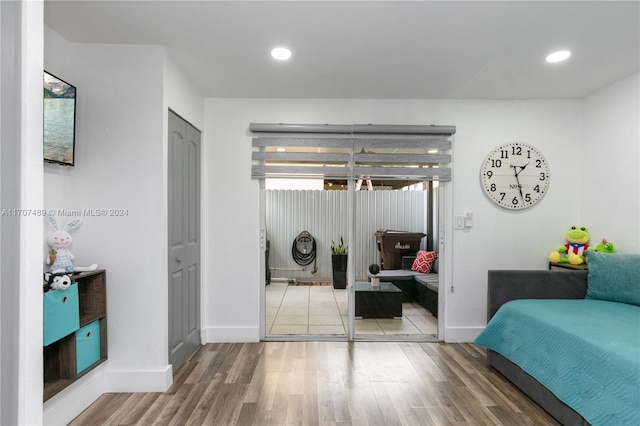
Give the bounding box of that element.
[43,283,79,346]
[76,320,101,373]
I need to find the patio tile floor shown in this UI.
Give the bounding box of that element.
[266,281,437,338]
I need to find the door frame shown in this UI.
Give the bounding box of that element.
[259,179,445,342]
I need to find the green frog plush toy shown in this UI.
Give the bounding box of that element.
[595,238,616,254]
[549,225,595,265]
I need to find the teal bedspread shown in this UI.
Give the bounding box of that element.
[475,299,640,426]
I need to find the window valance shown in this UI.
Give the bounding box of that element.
[250,123,455,181]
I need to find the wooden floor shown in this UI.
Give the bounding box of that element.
[69,342,559,426]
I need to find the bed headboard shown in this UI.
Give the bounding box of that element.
[487,270,588,321]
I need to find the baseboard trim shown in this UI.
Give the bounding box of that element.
[444,326,484,343]
[204,326,260,343]
[43,365,105,426]
[104,364,173,393]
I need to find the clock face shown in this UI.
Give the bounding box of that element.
[480,142,550,210]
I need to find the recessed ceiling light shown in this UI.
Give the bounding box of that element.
[271,47,292,61]
[276,147,286,152]
[546,50,571,63]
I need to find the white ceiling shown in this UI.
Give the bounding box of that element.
[44,1,640,100]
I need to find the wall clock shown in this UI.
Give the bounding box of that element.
[480,142,550,210]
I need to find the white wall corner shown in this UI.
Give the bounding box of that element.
[43,366,105,426]
[444,326,485,343]
[104,364,173,393]
[205,326,260,343]
[20,0,45,425]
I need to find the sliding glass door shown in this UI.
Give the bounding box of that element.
[350,181,439,340]
[253,123,454,341]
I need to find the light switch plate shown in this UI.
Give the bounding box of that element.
[465,212,473,228]
[455,215,465,230]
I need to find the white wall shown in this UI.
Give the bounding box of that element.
[44,39,167,370]
[19,2,45,423]
[43,30,112,424]
[203,98,588,342]
[43,26,204,424]
[1,1,45,425]
[164,55,205,131]
[581,73,640,253]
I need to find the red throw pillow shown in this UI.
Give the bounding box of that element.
[411,251,438,273]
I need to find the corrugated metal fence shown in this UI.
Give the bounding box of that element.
[266,190,430,281]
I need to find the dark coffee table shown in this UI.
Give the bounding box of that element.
[354,281,402,318]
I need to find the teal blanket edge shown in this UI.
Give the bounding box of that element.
[474,299,640,426]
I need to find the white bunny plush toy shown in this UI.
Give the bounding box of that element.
[46,216,98,273]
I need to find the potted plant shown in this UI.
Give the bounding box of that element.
[369,263,381,287]
[331,237,348,289]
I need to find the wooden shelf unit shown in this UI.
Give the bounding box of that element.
[549,262,588,271]
[43,269,107,401]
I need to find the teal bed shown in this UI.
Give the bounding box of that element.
[476,298,640,426]
[475,253,640,426]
